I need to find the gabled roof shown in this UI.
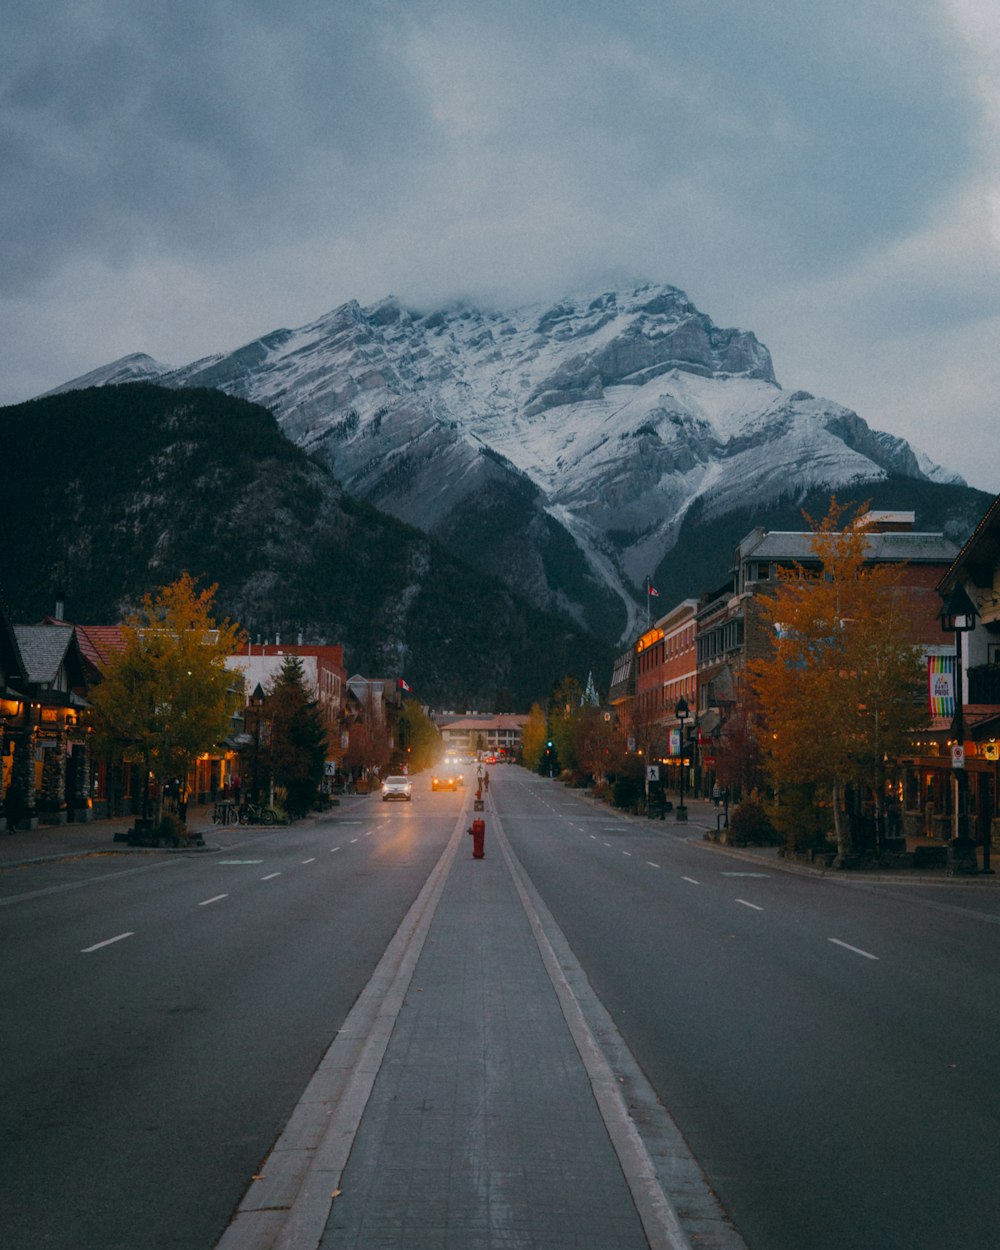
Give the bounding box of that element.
[40,618,125,672]
[937,493,1000,592]
[13,624,88,692]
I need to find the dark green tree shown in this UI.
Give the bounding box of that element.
[265,655,327,817]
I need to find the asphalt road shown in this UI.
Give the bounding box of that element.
[5,767,1000,1250]
[496,769,1000,1250]
[0,788,458,1250]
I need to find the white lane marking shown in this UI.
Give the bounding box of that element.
[350,838,359,844]
[603,842,612,847]
[330,847,341,853]
[199,894,229,906]
[647,862,661,868]
[682,876,700,885]
[261,873,281,881]
[301,858,317,864]
[364,831,373,837]
[736,898,763,911]
[722,872,770,878]
[829,938,879,961]
[590,834,597,840]
[81,932,134,953]
[622,851,632,857]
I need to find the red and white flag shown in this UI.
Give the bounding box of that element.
[647,584,660,597]
[398,677,412,692]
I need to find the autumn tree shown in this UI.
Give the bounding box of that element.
[89,574,243,822]
[264,655,327,817]
[398,698,440,772]
[748,500,927,859]
[573,704,620,785]
[520,703,548,772]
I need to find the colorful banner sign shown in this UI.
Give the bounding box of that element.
[928,655,955,718]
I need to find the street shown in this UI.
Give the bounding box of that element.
[496,770,1000,1250]
[0,794,455,1249]
[3,766,1000,1248]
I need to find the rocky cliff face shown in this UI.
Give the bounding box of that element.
[48,282,964,643]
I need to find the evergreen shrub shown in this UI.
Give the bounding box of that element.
[726,799,778,846]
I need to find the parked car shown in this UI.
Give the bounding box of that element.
[381,775,413,802]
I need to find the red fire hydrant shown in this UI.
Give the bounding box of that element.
[468,818,486,859]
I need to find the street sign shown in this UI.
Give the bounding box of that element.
[646,765,660,782]
[952,744,965,769]
[984,742,999,761]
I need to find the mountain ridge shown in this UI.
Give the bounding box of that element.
[46,282,970,642]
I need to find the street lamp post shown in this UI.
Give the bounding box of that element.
[675,697,689,822]
[939,584,989,872]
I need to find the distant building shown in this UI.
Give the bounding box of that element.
[434,714,530,758]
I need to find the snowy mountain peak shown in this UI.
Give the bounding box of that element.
[47,282,964,642]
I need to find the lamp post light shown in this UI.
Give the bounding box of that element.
[938,583,989,872]
[675,697,689,822]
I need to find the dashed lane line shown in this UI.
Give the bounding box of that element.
[81,932,134,953]
[199,894,229,907]
[735,899,763,911]
[682,877,700,885]
[261,873,281,881]
[647,862,661,869]
[301,858,317,864]
[829,938,879,960]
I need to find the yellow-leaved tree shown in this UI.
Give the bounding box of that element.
[520,703,548,772]
[748,500,927,860]
[90,574,243,824]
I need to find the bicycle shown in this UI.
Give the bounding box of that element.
[238,802,277,826]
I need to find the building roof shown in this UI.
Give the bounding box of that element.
[937,492,1000,593]
[737,529,959,566]
[436,714,529,731]
[12,624,88,698]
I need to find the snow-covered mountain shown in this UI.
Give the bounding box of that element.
[49,283,965,642]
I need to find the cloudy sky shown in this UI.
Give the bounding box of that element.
[4,0,999,489]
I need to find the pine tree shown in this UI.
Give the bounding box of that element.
[264,655,327,817]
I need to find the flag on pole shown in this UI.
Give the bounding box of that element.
[398,677,413,693]
[646,577,660,598]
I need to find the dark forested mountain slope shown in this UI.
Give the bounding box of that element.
[1,384,611,708]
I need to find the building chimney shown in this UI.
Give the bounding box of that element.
[54,591,66,622]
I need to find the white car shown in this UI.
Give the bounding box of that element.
[381,775,413,802]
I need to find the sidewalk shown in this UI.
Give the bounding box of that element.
[0,803,221,867]
[627,794,1000,885]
